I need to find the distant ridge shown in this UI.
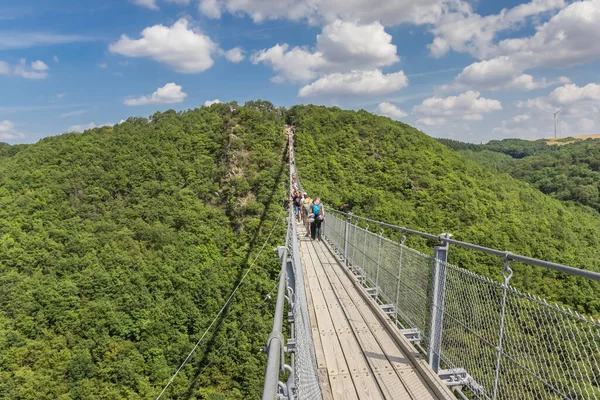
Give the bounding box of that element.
[540,133,600,145]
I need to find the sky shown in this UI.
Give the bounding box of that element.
[1,0,600,144]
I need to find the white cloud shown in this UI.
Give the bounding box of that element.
[0,120,24,140]
[429,0,565,59]
[298,69,408,97]
[316,20,399,68]
[59,110,88,118]
[14,59,49,79]
[579,118,596,131]
[252,44,326,82]
[513,114,531,123]
[132,0,158,10]
[203,99,221,106]
[417,117,447,126]
[497,0,600,68]
[200,0,222,18]
[448,56,571,91]
[506,82,600,139]
[0,33,94,50]
[375,102,407,119]
[224,47,245,63]
[253,20,400,83]
[31,60,49,71]
[198,0,466,26]
[56,93,66,99]
[124,82,188,106]
[518,83,600,112]
[463,113,483,121]
[507,74,551,91]
[447,0,600,91]
[0,61,9,75]
[109,18,218,73]
[414,91,502,119]
[98,63,107,69]
[68,122,97,133]
[53,56,59,63]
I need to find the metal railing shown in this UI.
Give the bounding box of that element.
[261,130,321,400]
[323,209,600,400]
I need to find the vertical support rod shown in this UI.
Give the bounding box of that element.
[492,256,513,400]
[362,224,369,283]
[394,236,406,325]
[427,233,450,373]
[375,228,383,298]
[344,213,352,266]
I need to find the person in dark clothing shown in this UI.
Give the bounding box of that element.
[310,197,325,240]
[293,190,303,222]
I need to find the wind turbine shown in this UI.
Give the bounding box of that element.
[554,109,562,139]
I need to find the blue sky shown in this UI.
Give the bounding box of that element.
[1,0,600,143]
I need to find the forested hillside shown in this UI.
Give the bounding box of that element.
[440,137,600,212]
[289,105,600,317]
[0,102,288,399]
[2,102,600,400]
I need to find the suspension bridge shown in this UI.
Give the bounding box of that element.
[261,128,600,400]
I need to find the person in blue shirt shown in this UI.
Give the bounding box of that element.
[310,197,325,240]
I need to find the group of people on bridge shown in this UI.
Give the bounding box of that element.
[291,177,325,240]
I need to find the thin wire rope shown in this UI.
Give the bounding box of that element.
[176,280,281,399]
[155,213,285,400]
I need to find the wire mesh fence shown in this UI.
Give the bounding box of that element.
[289,206,323,399]
[322,210,600,400]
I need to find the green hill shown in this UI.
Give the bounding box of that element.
[439,137,600,212]
[1,103,599,399]
[0,102,287,399]
[289,105,600,316]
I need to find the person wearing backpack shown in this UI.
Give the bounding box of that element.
[310,197,325,240]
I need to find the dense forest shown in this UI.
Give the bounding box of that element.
[289,105,600,317]
[1,103,599,399]
[0,102,288,399]
[439,137,600,212]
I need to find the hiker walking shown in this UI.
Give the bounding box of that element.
[310,197,325,240]
[302,193,312,236]
[293,190,303,222]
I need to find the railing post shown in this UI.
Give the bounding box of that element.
[361,224,369,283]
[492,255,513,400]
[427,233,451,373]
[394,235,406,325]
[375,228,384,298]
[344,213,352,266]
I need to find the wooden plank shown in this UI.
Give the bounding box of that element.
[301,240,335,400]
[306,240,384,400]
[319,368,335,400]
[314,244,415,400]
[329,374,360,400]
[315,242,436,399]
[302,241,358,399]
[303,242,350,377]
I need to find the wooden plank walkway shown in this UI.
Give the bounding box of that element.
[298,224,456,400]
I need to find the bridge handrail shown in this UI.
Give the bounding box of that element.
[321,208,600,400]
[261,129,321,400]
[327,208,600,282]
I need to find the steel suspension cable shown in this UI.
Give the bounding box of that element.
[176,280,281,399]
[155,213,285,400]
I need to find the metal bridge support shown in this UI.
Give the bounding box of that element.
[427,233,451,373]
[262,246,293,400]
[344,213,352,267]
